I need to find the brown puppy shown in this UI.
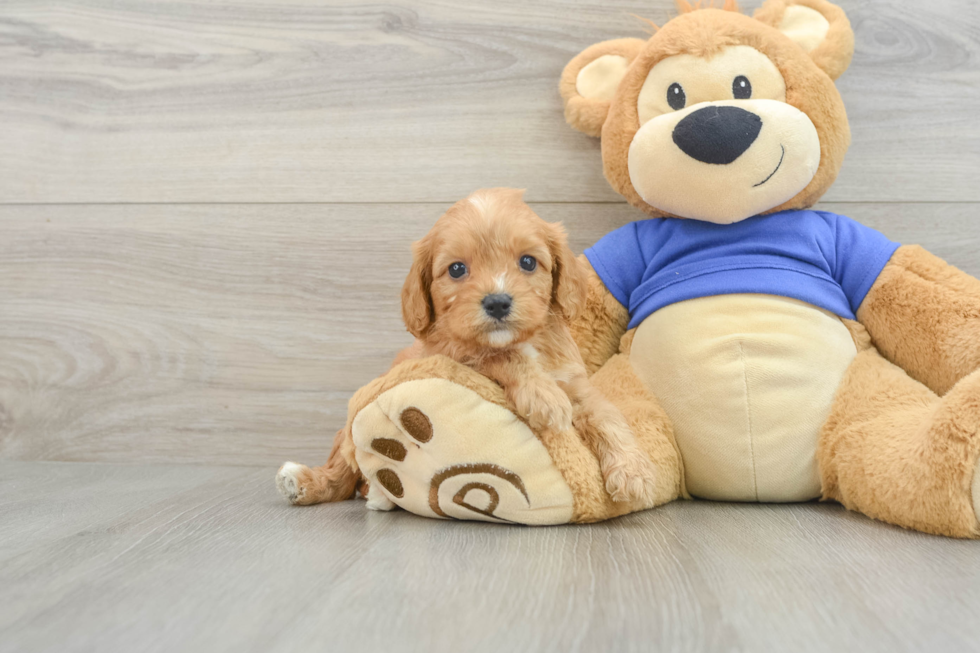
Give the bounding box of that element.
[277,188,658,507]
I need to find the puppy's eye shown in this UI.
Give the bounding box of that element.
[448,262,467,279]
[519,255,537,272]
[733,75,751,100]
[667,82,686,110]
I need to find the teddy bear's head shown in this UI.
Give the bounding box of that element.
[560,0,854,224]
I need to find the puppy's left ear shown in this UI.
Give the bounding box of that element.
[546,223,588,323]
[754,0,854,80]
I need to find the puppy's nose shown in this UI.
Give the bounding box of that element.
[482,294,512,320]
[672,105,762,165]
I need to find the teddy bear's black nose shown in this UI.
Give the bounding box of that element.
[482,294,512,320]
[672,105,763,165]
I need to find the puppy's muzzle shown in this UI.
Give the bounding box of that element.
[482,293,512,321]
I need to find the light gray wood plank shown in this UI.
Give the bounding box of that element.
[1,461,979,653]
[0,0,977,204]
[0,462,250,562]
[1,202,978,466]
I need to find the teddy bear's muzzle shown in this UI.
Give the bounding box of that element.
[627,99,821,224]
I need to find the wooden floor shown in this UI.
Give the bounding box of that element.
[3,462,980,653]
[1,1,979,651]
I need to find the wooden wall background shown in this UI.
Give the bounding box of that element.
[1,0,979,468]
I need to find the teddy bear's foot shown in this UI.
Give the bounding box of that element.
[350,378,575,524]
[821,352,980,538]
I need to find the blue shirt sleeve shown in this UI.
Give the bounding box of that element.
[824,213,901,313]
[583,221,648,309]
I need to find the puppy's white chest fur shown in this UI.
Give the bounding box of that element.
[522,343,575,384]
[521,343,541,360]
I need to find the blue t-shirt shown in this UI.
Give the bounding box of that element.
[583,209,900,329]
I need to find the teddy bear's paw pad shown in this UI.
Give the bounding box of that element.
[351,378,574,525]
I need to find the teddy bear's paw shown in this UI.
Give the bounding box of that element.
[276,461,311,505]
[601,449,659,504]
[350,378,575,525]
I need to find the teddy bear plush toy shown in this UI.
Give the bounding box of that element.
[304,0,980,536]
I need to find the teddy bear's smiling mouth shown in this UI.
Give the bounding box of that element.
[753,144,785,188]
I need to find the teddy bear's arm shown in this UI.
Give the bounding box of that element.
[569,256,630,375]
[857,244,980,396]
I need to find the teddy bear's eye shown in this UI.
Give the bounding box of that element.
[519,255,537,272]
[448,262,467,279]
[733,75,752,100]
[667,82,686,110]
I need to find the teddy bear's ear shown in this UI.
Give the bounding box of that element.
[754,0,854,80]
[560,38,647,137]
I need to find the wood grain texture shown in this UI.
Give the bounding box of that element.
[1,461,979,653]
[0,0,978,203]
[2,202,978,466]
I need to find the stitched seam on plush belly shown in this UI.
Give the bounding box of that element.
[738,340,760,501]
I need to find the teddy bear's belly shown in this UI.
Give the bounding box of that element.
[629,294,858,502]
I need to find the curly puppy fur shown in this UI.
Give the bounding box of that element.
[278,189,659,506]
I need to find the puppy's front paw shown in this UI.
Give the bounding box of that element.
[276,461,312,505]
[514,381,574,433]
[601,449,659,504]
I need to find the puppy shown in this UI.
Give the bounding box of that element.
[277,188,658,508]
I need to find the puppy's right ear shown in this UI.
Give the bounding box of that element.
[401,235,435,338]
[560,38,647,137]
